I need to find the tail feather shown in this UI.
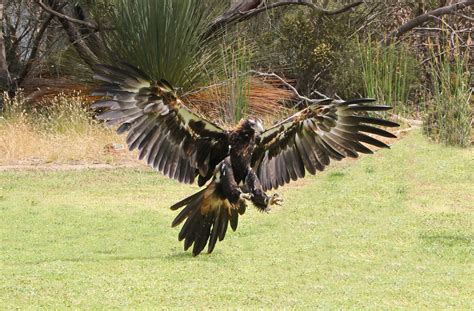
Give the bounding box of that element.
[208,208,222,254]
[171,182,246,256]
[230,208,239,231]
[193,216,212,255]
[172,190,205,227]
[170,189,205,211]
[219,209,229,241]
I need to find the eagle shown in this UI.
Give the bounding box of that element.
[92,64,399,256]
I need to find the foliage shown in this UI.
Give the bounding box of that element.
[2,0,473,144]
[1,132,473,308]
[214,39,252,124]
[255,7,367,98]
[359,39,419,115]
[423,40,472,147]
[96,0,227,90]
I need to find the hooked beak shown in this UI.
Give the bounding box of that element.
[254,120,265,135]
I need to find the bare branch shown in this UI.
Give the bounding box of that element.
[203,0,364,40]
[53,2,99,68]
[245,0,364,17]
[384,0,474,45]
[455,12,474,21]
[17,2,68,86]
[35,0,99,30]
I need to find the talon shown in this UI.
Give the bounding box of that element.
[267,193,283,207]
[240,193,252,201]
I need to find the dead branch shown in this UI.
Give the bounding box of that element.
[53,2,99,68]
[244,0,364,17]
[455,12,474,22]
[384,0,474,45]
[34,0,99,30]
[202,0,364,40]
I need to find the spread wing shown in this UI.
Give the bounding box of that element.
[92,64,229,185]
[251,98,399,191]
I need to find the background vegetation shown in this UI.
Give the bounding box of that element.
[1,0,472,150]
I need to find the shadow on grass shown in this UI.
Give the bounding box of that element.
[419,233,472,247]
[19,250,216,265]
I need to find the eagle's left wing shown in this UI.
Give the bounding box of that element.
[251,98,399,191]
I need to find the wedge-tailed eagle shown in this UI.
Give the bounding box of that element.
[92,64,399,256]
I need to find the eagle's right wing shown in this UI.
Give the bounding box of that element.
[92,64,229,185]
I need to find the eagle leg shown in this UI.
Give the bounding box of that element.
[245,169,283,212]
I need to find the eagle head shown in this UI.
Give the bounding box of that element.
[237,118,265,136]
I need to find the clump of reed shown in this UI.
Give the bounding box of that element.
[423,39,472,147]
[359,38,418,115]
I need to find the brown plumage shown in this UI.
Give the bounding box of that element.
[92,63,399,256]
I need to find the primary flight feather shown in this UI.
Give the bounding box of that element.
[92,63,399,256]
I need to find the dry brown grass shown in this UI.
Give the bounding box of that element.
[0,119,134,165]
[0,79,296,166]
[185,77,295,126]
[0,92,136,166]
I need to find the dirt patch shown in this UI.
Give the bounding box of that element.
[0,162,146,172]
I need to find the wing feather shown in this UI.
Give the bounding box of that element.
[92,64,229,185]
[252,98,399,191]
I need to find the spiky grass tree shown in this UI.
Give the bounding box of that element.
[95,0,227,90]
[85,0,290,124]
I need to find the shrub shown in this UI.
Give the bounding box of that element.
[255,7,367,98]
[0,92,122,164]
[423,40,472,147]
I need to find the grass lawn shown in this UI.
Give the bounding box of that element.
[1,131,472,309]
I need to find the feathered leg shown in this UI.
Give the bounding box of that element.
[245,169,283,212]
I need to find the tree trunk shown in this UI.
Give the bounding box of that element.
[0,0,11,91]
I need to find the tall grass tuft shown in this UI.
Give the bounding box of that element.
[92,0,285,125]
[423,40,472,147]
[359,38,418,115]
[221,39,251,124]
[99,0,227,91]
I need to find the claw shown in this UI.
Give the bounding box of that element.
[267,193,283,208]
[273,198,283,206]
[240,193,252,201]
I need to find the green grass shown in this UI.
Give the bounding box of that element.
[1,131,472,309]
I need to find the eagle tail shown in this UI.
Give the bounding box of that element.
[170,182,246,256]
